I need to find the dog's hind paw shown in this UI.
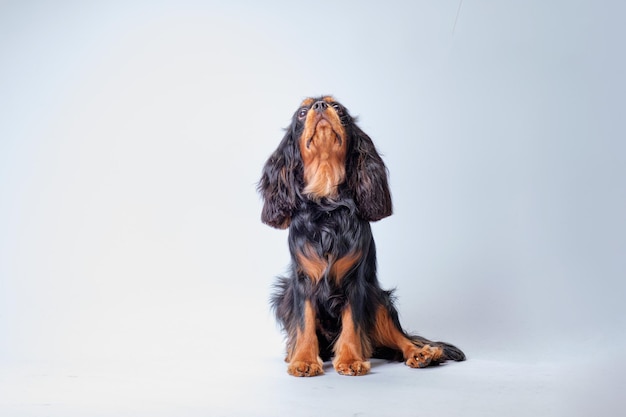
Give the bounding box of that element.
[405,345,444,368]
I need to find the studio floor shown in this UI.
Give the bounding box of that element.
[1,351,622,417]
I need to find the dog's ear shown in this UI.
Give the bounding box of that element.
[346,125,393,221]
[258,129,301,229]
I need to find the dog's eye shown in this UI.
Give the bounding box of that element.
[297,108,308,119]
[332,103,343,115]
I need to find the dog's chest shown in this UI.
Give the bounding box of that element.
[304,207,362,254]
[289,204,371,284]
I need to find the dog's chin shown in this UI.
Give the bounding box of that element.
[306,121,342,150]
[316,118,331,127]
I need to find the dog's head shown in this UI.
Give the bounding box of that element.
[259,96,392,229]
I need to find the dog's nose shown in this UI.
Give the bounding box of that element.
[312,101,328,113]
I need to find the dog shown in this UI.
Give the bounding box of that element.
[258,96,465,376]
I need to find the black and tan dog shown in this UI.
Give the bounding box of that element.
[259,96,465,376]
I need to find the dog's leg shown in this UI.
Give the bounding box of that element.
[371,306,444,368]
[287,300,324,377]
[333,305,372,376]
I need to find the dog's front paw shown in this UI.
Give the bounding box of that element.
[405,345,444,368]
[334,359,371,376]
[287,358,324,377]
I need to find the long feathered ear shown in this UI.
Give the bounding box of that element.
[346,125,393,221]
[258,129,301,229]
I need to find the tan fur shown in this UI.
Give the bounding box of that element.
[371,306,443,368]
[287,301,323,377]
[299,97,347,199]
[333,306,372,376]
[330,252,361,284]
[296,244,327,284]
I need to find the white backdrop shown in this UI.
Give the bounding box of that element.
[1,1,625,415]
